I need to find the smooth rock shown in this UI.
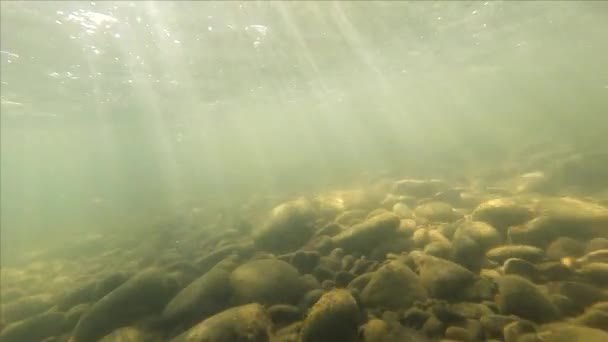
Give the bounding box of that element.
[496,275,559,323]
[331,213,400,253]
[471,198,534,231]
[453,221,502,251]
[0,312,66,342]
[300,289,360,342]
[486,245,544,264]
[416,255,476,301]
[414,202,462,223]
[360,260,427,310]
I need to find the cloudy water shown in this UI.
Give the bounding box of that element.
[1,1,608,341]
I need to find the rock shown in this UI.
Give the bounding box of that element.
[321,280,335,290]
[444,326,471,341]
[314,223,343,237]
[334,271,356,288]
[537,262,575,281]
[313,266,335,283]
[416,255,476,301]
[509,197,608,247]
[586,238,608,253]
[170,303,272,342]
[291,250,321,274]
[253,198,317,253]
[480,314,518,339]
[496,275,559,323]
[56,282,96,311]
[503,258,540,281]
[195,243,252,274]
[401,307,431,329]
[534,323,608,342]
[472,198,534,231]
[334,210,366,226]
[486,245,544,264]
[572,302,608,331]
[453,221,502,251]
[341,255,356,271]
[1,295,53,323]
[98,327,161,341]
[397,219,418,238]
[230,258,306,305]
[414,202,462,223]
[360,260,427,310]
[299,289,324,312]
[162,256,237,325]
[452,235,484,272]
[268,305,301,327]
[424,241,454,260]
[431,302,466,324]
[421,315,445,338]
[575,249,608,265]
[300,289,360,342]
[391,179,446,198]
[359,319,390,342]
[503,320,537,342]
[577,262,608,286]
[393,203,414,219]
[367,208,392,220]
[347,272,374,291]
[449,302,494,319]
[65,304,90,331]
[412,229,430,248]
[550,282,608,313]
[71,269,179,342]
[93,272,131,300]
[331,213,400,253]
[0,312,66,342]
[370,237,412,260]
[546,237,586,260]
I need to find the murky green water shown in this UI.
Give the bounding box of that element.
[1,2,608,341]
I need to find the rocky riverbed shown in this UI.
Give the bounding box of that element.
[1,177,608,342]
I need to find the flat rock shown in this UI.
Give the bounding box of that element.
[486,245,544,264]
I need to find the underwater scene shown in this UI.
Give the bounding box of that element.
[1,1,608,341]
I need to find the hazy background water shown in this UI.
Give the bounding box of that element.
[2,1,607,264]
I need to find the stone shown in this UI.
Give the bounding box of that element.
[472,197,534,231]
[334,271,356,288]
[334,210,366,226]
[393,203,414,219]
[253,198,317,253]
[65,304,90,331]
[162,256,237,325]
[546,237,586,260]
[414,202,462,223]
[444,326,471,341]
[1,295,53,323]
[194,243,251,274]
[347,272,373,292]
[503,320,537,342]
[453,221,502,252]
[503,258,540,281]
[416,255,476,301]
[0,312,66,342]
[550,282,608,313]
[331,213,400,253]
[586,238,608,253]
[486,245,544,264]
[397,219,418,238]
[421,315,445,338]
[300,289,360,342]
[170,303,272,342]
[391,179,446,198]
[480,314,518,339]
[534,323,608,342]
[578,262,608,286]
[56,282,96,311]
[401,307,431,329]
[268,304,301,327]
[291,250,321,274]
[229,258,307,306]
[71,269,179,342]
[452,235,485,272]
[424,241,454,260]
[360,260,427,310]
[572,302,608,331]
[496,275,559,323]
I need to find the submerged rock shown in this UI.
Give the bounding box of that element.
[546,237,586,260]
[496,275,559,323]
[71,269,178,342]
[391,179,446,198]
[170,303,272,342]
[486,245,544,264]
[572,301,608,331]
[414,202,463,223]
[0,312,66,342]
[162,256,238,325]
[331,212,400,253]
[1,295,53,323]
[229,258,306,306]
[416,254,476,301]
[300,289,360,342]
[535,323,608,342]
[472,198,534,231]
[253,198,317,253]
[360,260,427,310]
[453,221,502,251]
